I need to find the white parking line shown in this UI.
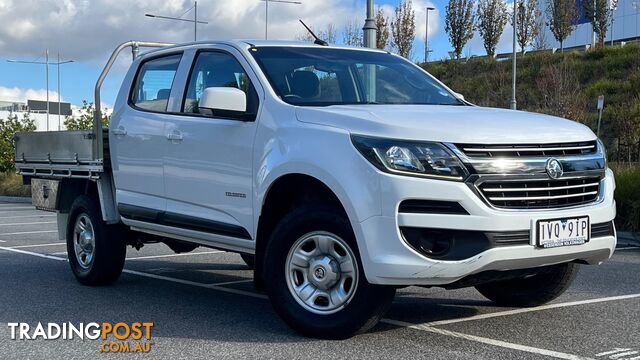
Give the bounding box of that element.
[0,239,5,243]
[420,293,640,327]
[0,221,56,227]
[0,207,37,211]
[9,243,65,249]
[0,245,266,300]
[51,251,67,255]
[207,279,253,287]
[616,247,640,251]
[126,250,224,261]
[381,319,592,360]
[0,243,630,359]
[0,230,58,236]
[122,269,268,300]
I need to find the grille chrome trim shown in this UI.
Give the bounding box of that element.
[455,141,598,158]
[447,141,607,211]
[475,175,603,210]
[462,145,595,153]
[488,191,599,202]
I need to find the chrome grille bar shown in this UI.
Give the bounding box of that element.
[488,191,599,202]
[463,145,594,153]
[482,182,599,192]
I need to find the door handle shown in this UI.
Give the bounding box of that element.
[111,127,127,136]
[166,131,183,142]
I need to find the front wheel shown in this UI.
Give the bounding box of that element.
[475,263,579,307]
[264,206,396,339]
[66,195,126,286]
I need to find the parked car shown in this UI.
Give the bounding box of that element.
[16,40,616,339]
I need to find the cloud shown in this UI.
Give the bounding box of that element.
[0,0,370,61]
[0,86,63,103]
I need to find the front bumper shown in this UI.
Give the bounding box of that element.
[354,168,617,286]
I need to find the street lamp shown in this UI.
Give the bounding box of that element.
[55,53,74,130]
[259,0,302,40]
[510,1,517,110]
[424,7,436,63]
[7,49,74,131]
[146,1,208,41]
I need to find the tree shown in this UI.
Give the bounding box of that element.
[296,24,337,44]
[64,100,110,131]
[477,0,508,56]
[533,15,549,50]
[445,0,476,59]
[583,0,612,47]
[342,20,363,47]
[375,8,391,50]
[546,0,578,52]
[391,0,416,58]
[514,0,542,52]
[0,112,36,173]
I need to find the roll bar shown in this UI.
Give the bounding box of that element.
[93,41,175,160]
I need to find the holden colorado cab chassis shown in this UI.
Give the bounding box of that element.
[16,40,617,339]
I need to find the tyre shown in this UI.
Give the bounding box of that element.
[66,195,126,286]
[263,206,396,339]
[240,253,255,269]
[475,263,579,307]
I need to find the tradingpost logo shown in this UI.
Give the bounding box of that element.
[7,322,155,353]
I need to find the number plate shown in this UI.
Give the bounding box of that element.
[536,216,590,248]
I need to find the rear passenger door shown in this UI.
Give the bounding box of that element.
[111,53,182,217]
[162,47,262,248]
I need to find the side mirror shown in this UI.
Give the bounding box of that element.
[453,92,465,101]
[199,87,247,115]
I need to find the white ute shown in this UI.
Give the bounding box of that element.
[16,40,617,339]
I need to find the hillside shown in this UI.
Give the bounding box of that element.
[423,45,640,162]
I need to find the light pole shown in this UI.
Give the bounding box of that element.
[260,0,302,40]
[510,1,517,110]
[363,0,376,48]
[424,7,435,63]
[146,1,208,41]
[56,53,73,130]
[633,1,640,40]
[8,49,50,130]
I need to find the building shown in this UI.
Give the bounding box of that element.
[0,99,72,131]
[539,0,640,49]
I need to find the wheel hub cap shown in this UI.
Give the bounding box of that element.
[309,256,340,289]
[285,232,359,315]
[73,214,95,270]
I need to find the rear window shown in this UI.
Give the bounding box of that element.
[130,54,182,112]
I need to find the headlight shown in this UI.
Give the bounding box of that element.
[351,135,468,181]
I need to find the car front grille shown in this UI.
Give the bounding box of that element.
[456,141,597,158]
[478,176,602,209]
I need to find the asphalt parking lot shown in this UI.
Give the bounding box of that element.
[0,201,638,359]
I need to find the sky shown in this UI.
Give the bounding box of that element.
[0,0,517,108]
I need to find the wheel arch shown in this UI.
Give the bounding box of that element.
[253,172,355,287]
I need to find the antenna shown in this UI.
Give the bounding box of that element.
[298,20,329,46]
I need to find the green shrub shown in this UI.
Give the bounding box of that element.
[0,172,30,197]
[611,164,640,232]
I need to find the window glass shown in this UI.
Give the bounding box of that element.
[131,54,182,112]
[183,52,258,116]
[250,47,461,106]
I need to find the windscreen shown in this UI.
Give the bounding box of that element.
[250,47,462,106]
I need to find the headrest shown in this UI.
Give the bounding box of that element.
[205,70,239,88]
[156,88,171,100]
[290,71,320,99]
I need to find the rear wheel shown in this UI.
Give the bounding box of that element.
[66,195,126,286]
[475,263,579,307]
[264,206,396,339]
